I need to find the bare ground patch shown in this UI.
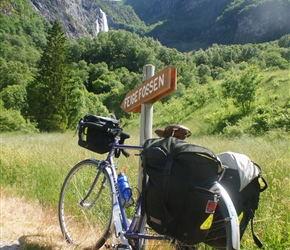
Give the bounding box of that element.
[0,189,70,249]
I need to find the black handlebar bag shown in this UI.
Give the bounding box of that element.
[141,137,223,245]
[78,114,120,154]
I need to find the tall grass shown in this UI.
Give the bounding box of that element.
[1,131,289,249]
[1,132,91,206]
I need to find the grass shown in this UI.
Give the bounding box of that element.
[0,131,289,249]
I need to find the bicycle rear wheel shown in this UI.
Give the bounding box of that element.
[202,196,236,249]
[142,195,237,250]
[177,196,236,250]
[58,159,113,249]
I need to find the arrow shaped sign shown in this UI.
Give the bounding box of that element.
[121,66,177,113]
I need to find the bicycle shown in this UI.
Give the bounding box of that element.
[58,115,240,250]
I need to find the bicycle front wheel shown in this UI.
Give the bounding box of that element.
[58,159,113,249]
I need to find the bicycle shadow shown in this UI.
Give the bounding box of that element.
[17,235,68,250]
[0,244,21,250]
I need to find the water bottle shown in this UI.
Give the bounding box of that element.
[117,173,133,208]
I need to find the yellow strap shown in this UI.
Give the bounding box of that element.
[238,211,244,224]
[84,127,88,141]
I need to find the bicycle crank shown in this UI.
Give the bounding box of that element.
[105,244,132,250]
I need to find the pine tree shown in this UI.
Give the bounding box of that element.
[27,21,71,132]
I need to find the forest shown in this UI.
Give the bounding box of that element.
[0,0,289,136]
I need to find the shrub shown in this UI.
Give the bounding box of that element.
[222,65,261,114]
[222,123,244,137]
[0,110,38,132]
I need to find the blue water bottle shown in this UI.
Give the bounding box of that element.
[117,173,133,208]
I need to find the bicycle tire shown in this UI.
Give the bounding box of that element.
[58,159,113,249]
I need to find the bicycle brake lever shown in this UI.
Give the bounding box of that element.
[73,124,79,137]
[122,149,130,158]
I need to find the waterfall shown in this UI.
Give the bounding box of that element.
[96,8,108,35]
[96,19,100,34]
[100,9,109,32]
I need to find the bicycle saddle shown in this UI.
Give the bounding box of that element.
[155,124,192,140]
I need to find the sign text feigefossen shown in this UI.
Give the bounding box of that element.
[121,66,176,113]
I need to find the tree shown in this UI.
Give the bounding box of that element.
[197,64,211,78]
[26,21,72,132]
[1,84,27,111]
[265,52,288,69]
[0,60,31,90]
[278,34,290,48]
[222,65,261,114]
[86,62,109,91]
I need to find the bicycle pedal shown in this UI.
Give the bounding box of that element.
[115,244,131,250]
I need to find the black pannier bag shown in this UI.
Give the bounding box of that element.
[141,137,223,245]
[78,114,120,154]
[206,151,268,249]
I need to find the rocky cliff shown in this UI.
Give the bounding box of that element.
[232,1,290,44]
[30,0,111,38]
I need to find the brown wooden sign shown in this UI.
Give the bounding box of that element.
[121,66,177,113]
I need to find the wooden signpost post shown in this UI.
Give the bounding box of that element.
[121,65,177,189]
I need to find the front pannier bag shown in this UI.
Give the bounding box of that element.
[141,137,223,245]
[78,114,120,154]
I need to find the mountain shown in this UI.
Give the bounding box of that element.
[29,0,290,51]
[125,0,290,51]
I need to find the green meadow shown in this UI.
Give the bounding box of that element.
[0,130,289,249]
